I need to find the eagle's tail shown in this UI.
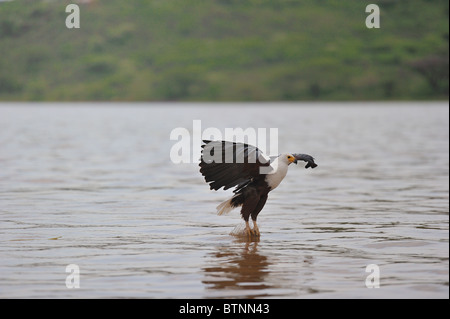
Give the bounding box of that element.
[216,194,242,215]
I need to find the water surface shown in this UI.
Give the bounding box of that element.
[0,102,448,298]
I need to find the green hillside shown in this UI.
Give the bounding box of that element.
[0,0,448,101]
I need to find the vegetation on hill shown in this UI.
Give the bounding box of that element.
[0,0,448,101]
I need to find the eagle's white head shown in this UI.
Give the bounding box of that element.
[280,154,298,165]
[265,154,296,190]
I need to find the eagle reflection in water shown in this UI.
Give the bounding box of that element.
[202,239,272,297]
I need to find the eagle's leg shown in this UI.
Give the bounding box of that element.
[244,220,253,238]
[251,220,260,237]
[241,193,267,238]
[249,195,267,237]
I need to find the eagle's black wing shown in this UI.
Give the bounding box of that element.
[199,140,270,191]
[293,153,318,169]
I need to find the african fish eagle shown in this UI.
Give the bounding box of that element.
[199,140,317,237]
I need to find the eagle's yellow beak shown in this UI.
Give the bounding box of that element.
[288,155,297,164]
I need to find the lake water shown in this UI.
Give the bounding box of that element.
[0,102,448,299]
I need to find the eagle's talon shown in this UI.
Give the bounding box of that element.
[250,229,260,237]
[244,221,253,238]
[251,221,260,237]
